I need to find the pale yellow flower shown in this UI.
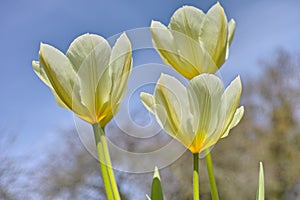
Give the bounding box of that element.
[33,33,132,126]
[140,73,244,154]
[151,3,235,79]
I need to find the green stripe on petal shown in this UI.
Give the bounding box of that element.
[39,43,78,110]
[32,61,51,88]
[154,74,194,147]
[33,60,69,109]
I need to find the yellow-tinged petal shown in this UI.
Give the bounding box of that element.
[154,74,182,134]
[169,6,205,40]
[33,60,70,109]
[219,76,242,135]
[187,74,223,138]
[152,74,194,148]
[227,19,236,47]
[32,60,51,88]
[151,21,200,79]
[140,92,155,114]
[198,76,242,151]
[66,33,113,123]
[76,37,112,122]
[39,43,79,110]
[66,33,108,72]
[221,106,244,138]
[171,27,217,76]
[200,2,228,67]
[109,33,132,107]
[226,19,236,59]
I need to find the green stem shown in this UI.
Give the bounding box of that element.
[193,153,200,200]
[206,150,219,200]
[92,123,120,200]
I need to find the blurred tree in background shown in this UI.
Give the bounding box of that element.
[1,50,300,199]
[0,130,19,200]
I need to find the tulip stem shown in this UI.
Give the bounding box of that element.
[92,123,120,200]
[206,151,219,200]
[193,153,200,200]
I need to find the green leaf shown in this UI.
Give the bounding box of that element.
[146,194,152,200]
[151,167,164,200]
[256,162,265,200]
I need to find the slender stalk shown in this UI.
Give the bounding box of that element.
[205,150,219,200]
[92,123,120,200]
[193,153,200,200]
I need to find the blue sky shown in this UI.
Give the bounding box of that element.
[1,0,300,153]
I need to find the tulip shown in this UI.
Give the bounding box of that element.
[33,33,132,127]
[141,73,243,200]
[33,33,132,200]
[141,73,243,154]
[151,2,235,79]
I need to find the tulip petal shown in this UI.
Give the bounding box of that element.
[141,90,195,148]
[169,6,218,75]
[200,2,228,67]
[39,43,78,110]
[32,61,51,88]
[140,92,155,114]
[169,6,205,40]
[109,33,132,109]
[227,19,236,47]
[221,106,244,138]
[153,74,193,147]
[151,21,200,79]
[187,74,224,151]
[188,74,223,132]
[220,76,242,135]
[75,36,112,121]
[226,19,236,59]
[33,60,69,109]
[66,33,108,72]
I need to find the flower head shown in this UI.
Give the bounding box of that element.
[33,33,132,126]
[140,73,244,154]
[151,2,235,79]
